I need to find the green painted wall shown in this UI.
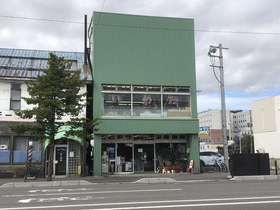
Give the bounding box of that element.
[96,118,198,134]
[93,12,196,86]
[93,12,198,125]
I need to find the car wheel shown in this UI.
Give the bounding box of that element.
[200,160,205,167]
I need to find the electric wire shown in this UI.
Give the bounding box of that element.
[0,15,83,24]
[94,0,107,36]
[210,56,221,84]
[1,14,280,36]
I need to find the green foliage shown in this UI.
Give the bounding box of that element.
[11,53,93,139]
[241,134,254,154]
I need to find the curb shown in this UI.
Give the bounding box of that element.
[230,175,280,181]
[0,180,94,188]
[132,177,176,184]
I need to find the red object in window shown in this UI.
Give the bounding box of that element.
[142,95,152,105]
[112,95,121,104]
[168,96,178,105]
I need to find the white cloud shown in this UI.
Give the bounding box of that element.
[1,0,280,112]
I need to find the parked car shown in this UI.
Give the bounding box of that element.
[200,151,224,166]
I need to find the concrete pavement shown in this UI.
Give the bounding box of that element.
[0,172,229,188]
[1,172,279,188]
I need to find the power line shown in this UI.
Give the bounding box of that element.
[1,14,280,36]
[94,0,107,36]
[196,29,280,36]
[0,15,83,24]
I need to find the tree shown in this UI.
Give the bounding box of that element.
[12,53,97,181]
[241,134,254,154]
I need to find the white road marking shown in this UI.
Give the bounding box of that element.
[18,196,100,203]
[80,200,280,209]
[28,188,89,193]
[0,196,278,210]
[3,188,182,198]
[17,199,32,204]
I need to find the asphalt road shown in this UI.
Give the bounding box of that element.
[1,180,280,210]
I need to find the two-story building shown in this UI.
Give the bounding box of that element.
[0,48,91,178]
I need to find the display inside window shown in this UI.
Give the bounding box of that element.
[163,95,191,117]
[133,94,161,117]
[103,93,131,116]
[102,85,191,118]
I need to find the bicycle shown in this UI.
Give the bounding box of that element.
[213,159,228,173]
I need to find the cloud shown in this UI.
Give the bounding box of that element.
[1,0,280,112]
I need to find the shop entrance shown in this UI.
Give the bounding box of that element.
[101,134,189,174]
[54,145,67,176]
[134,144,154,172]
[102,143,133,173]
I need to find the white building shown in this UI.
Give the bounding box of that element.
[252,95,280,159]
[0,48,91,178]
[230,110,253,140]
[198,109,253,153]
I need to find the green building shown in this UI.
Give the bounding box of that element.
[91,12,199,175]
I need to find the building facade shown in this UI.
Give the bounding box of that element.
[252,95,280,159]
[198,110,230,145]
[198,109,253,153]
[0,48,91,178]
[91,12,200,175]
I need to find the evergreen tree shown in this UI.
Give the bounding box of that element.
[11,53,97,181]
[241,134,254,154]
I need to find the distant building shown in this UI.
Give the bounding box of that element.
[198,109,253,153]
[198,109,231,145]
[230,110,253,140]
[252,95,280,159]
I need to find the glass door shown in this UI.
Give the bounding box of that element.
[54,146,67,176]
[134,144,154,173]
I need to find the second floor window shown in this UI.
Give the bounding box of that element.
[102,85,191,118]
[10,84,21,110]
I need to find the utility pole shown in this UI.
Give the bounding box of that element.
[249,110,254,153]
[208,44,229,169]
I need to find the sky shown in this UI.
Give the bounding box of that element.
[1,0,280,112]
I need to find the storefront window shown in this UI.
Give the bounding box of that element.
[102,85,191,118]
[117,143,133,172]
[156,143,187,172]
[13,137,28,163]
[0,136,10,163]
[32,140,42,163]
[163,95,191,117]
[103,93,131,116]
[133,94,161,117]
[13,137,42,163]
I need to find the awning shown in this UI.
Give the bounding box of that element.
[44,125,84,150]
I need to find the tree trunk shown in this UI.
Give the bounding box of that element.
[47,140,55,181]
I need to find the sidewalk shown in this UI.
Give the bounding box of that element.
[1,172,279,188]
[0,172,230,188]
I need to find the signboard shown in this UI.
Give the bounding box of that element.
[0,144,8,150]
[199,127,210,135]
[199,126,210,131]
